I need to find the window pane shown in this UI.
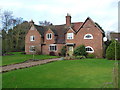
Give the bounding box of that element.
[86,47,93,52]
[67,33,74,39]
[48,34,49,39]
[30,36,35,41]
[55,46,56,51]
[33,36,35,40]
[50,34,51,39]
[52,46,54,50]
[84,34,93,39]
[47,33,52,39]
[30,46,35,51]
[49,45,57,51]
[86,35,91,38]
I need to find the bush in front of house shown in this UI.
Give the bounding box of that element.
[35,46,41,55]
[75,56,86,59]
[73,45,87,56]
[87,53,95,58]
[60,46,67,56]
[106,40,120,60]
[49,51,55,56]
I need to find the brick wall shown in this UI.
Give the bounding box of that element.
[25,18,104,58]
[25,25,42,54]
[75,19,103,58]
[42,44,64,55]
[44,29,56,44]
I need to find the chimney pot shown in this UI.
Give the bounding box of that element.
[66,13,71,26]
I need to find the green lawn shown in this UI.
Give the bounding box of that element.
[2,52,59,66]
[2,59,115,88]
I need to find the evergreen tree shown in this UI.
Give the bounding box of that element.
[106,40,120,60]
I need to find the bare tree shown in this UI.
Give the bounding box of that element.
[1,10,13,31]
[39,20,52,26]
[11,17,23,29]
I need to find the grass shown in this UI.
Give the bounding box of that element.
[2,52,60,66]
[2,58,115,88]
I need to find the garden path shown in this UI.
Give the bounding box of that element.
[0,58,61,73]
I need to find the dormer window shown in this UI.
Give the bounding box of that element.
[84,34,93,39]
[30,35,35,41]
[67,33,74,39]
[47,33,52,40]
[85,46,94,53]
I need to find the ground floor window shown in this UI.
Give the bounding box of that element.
[29,46,35,52]
[85,46,94,53]
[49,44,57,51]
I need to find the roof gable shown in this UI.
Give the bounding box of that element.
[33,24,67,44]
[45,28,58,36]
[66,27,76,33]
[76,17,105,36]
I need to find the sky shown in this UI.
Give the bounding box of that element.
[0,0,118,33]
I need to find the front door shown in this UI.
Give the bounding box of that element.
[68,46,73,56]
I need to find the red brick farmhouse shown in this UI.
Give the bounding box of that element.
[25,14,105,58]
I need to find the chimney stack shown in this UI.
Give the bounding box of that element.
[66,13,71,26]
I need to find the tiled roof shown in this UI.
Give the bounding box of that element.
[34,25,47,37]
[33,17,105,43]
[72,22,83,31]
[34,24,68,44]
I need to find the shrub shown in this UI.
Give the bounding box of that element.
[60,46,67,56]
[75,56,86,59]
[64,56,76,60]
[73,45,87,56]
[49,51,55,56]
[106,40,120,60]
[104,40,112,58]
[87,53,95,58]
[35,46,41,55]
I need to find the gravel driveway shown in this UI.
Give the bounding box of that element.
[0,58,60,73]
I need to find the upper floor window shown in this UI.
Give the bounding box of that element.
[30,36,35,41]
[85,46,94,53]
[46,33,52,40]
[84,34,93,39]
[67,33,74,39]
[49,44,57,51]
[29,46,35,52]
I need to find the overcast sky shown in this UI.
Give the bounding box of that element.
[0,0,118,33]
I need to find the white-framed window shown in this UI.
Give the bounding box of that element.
[30,35,35,41]
[46,33,52,40]
[29,46,35,52]
[84,34,93,39]
[67,33,74,39]
[85,46,94,53]
[49,44,57,51]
